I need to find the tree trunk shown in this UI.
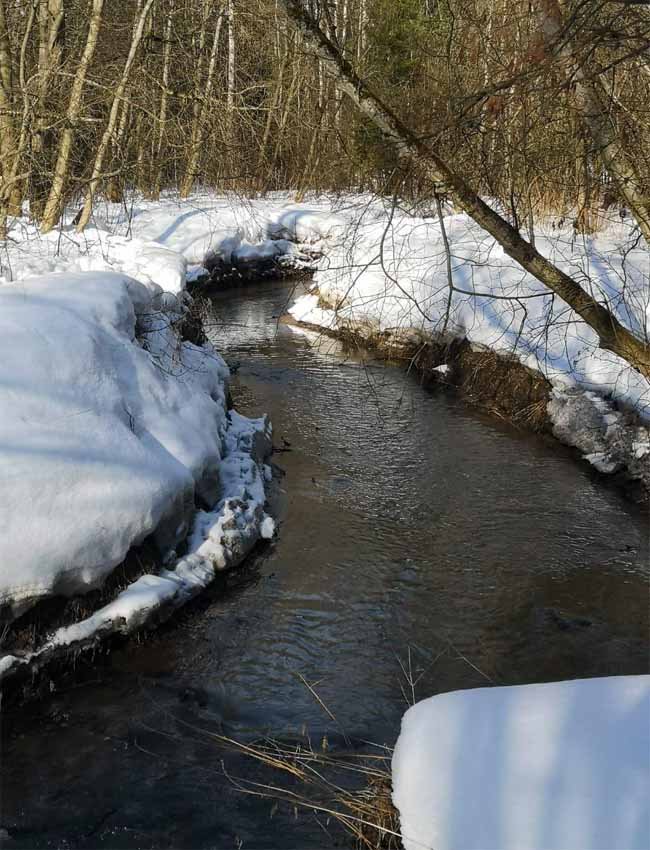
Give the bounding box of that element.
[76,0,156,232]
[180,10,224,198]
[40,0,103,233]
[279,0,650,379]
[151,11,173,199]
[0,0,20,216]
[30,0,66,220]
[226,0,235,114]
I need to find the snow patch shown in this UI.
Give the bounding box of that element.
[392,676,650,850]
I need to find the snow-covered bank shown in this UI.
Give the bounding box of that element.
[287,197,650,486]
[0,193,338,625]
[0,271,231,620]
[0,206,297,684]
[0,402,274,683]
[0,192,342,292]
[392,676,650,850]
[0,192,351,687]
[0,267,275,639]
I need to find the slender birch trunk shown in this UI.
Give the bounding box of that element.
[180,10,224,197]
[151,11,173,199]
[40,0,104,233]
[226,0,235,114]
[76,0,155,231]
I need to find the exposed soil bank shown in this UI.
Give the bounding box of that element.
[283,308,650,503]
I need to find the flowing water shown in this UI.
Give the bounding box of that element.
[2,280,648,848]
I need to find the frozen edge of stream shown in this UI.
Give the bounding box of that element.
[0,411,274,686]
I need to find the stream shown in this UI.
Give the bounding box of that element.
[2,279,648,849]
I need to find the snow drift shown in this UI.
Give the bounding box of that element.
[0,192,343,292]
[392,676,650,850]
[0,271,235,618]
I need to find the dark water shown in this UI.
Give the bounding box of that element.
[2,280,648,849]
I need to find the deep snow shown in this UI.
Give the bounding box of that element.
[392,676,650,850]
[0,268,278,622]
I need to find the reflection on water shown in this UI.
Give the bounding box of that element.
[2,280,648,849]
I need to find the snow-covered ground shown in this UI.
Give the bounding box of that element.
[287,196,650,478]
[392,675,650,850]
[0,191,343,293]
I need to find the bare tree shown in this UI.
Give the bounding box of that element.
[538,0,650,243]
[180,5,224,197]
[76,0,157,231]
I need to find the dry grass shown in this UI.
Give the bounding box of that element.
[196,728,402,850]
[160,670,404,849]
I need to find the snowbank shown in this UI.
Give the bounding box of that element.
[392,676,650,850]
[0,192,345,293]
[0,405,274,682]
[0,270,274,637]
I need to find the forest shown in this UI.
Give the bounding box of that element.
[0,0,647,229]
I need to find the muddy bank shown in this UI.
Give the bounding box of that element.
[283,309,650,502]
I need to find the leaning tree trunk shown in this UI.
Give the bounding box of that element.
[40,0,104,233]
[279,0,650,379]
[76,0,156,232]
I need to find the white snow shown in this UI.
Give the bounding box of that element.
[392,676,650,850]
[0,408,273,679]
[0,190,340,631]
[0,192,343,292]
[286,197,650,477]
[0,270,240,618]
